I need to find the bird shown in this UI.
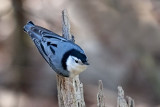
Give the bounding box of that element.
[23,21,89,77]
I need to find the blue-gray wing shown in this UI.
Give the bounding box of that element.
[23,21,68,70]
[33,39,50,64]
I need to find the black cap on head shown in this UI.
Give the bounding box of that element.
[62,49,88,70]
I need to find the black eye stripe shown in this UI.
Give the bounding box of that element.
[75,60,78,63]
[62,49,87,70]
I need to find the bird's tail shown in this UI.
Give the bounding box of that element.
[24,21,62,41]
[23,21,35,33]
[24,21,42,40]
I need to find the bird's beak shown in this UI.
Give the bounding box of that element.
[83,62,90,65]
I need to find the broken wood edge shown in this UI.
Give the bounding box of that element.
[56,9,85,107]
[117,86,135,107]
[97,80,105,107]
[126,96,135,107]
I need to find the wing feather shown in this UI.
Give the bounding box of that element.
[33,39,50,64]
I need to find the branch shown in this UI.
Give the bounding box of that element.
[62,10,72,40]
[56,9,85,107]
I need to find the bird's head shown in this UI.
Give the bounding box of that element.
[62,49,89,77]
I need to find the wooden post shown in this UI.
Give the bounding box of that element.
[56,10,85,107]
[97,80,105,107]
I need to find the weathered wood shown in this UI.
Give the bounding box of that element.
[117,86,135,107]
[62,9,71,40]
[126,96,135,107]
[56,9,85,107]
[97,80,105,107]
[117,86,128,107]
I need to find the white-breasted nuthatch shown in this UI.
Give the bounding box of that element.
[24,21,89,77]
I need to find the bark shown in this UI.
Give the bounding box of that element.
[117,86,135,107]
[56,10,85,107]
[97,80,105,107]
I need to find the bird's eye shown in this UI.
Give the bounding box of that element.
[75,60,78,63]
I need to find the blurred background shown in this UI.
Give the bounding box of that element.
[0,0,160,106]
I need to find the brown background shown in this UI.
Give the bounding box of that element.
[0,0,160,106]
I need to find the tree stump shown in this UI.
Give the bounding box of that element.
[56,10,85,107]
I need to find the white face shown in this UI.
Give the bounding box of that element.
[66,56,88,77]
